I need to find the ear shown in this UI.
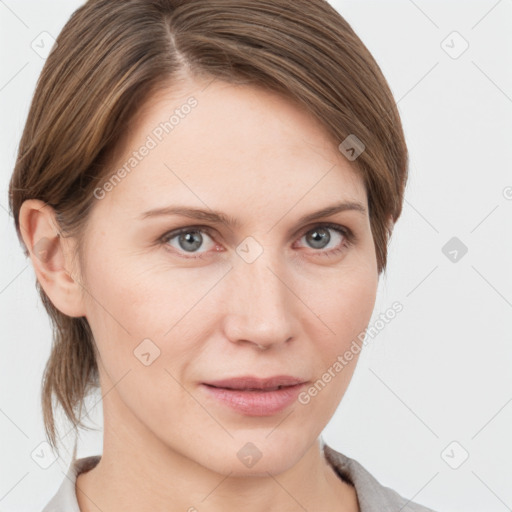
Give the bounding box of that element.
[18,199,87,317]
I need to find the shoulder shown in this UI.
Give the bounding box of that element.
[323,443,438,512]
[41,455,101,512]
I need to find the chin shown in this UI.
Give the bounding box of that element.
[190,430,313,477]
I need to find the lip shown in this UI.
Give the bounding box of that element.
[204,375,306,390]
[201,375,307,416]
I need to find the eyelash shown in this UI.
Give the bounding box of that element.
[158,222,355,261]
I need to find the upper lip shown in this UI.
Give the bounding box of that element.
[203,375,306,391]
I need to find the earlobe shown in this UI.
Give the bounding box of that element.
[18,199,87,318]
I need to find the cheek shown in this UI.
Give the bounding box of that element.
[297,269,377,423]
[81,244,221,379]
[304,266,377,395]
[82,243,177,336]
[80,251,202,424]
[315,265,378,348]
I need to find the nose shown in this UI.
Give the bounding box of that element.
[222,252,298,351]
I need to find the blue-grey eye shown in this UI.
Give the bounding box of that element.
[163,228,215,254]
[177,230,204,252]
[305,227,332,249]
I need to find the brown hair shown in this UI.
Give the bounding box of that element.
[9,0,408,455]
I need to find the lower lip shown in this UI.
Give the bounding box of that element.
[201,383,305,416]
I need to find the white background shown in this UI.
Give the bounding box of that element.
[1,1,511,511]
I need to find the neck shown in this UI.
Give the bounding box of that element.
[76,396,358,512]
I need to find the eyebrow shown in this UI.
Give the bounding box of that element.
[139,200,367,228]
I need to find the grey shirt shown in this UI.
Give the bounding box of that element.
[41,443,436,511]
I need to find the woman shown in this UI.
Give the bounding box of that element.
[9,0,437,510]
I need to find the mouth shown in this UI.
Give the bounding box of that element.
[203,375,306,390]
[201,375,307,416]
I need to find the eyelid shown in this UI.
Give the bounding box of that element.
[296,222,354,242]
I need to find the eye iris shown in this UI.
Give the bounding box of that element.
[307,227,330,249]
[179,231,203,252]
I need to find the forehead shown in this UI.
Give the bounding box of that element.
[97,77,366,217]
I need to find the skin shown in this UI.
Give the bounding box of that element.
[20,75,382,511]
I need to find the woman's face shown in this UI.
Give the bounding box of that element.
[76,76,379,475]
